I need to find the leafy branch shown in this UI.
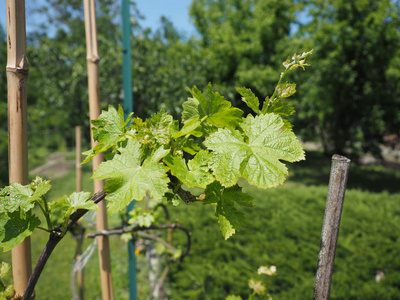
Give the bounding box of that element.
[0,50,312,298]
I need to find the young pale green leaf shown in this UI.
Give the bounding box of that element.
[0,210,40,252]
[282,49,313,71]
[181,138,202,155]
[172,116,202,139]
[94,105,126,144]
[204,182,254,239]
[262,98,295,117]
[0,184,35,215]
[261,98,296,129]
[93,139,170,214]
[128,208,155,227]
[82,105,129,164]
[236,86,260,114]
[63,192,98,212]
[0,262,10,278]
[133,108,174,145]
[164,150,215,188]
[181,83,243,131]
[31,177,51,199]
[205,113,304,188]
[164,192,182,206]
[275,82,296,98]
[217,215,236,240]
[0,284,14,300]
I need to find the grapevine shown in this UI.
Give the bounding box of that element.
[0,50,312,298]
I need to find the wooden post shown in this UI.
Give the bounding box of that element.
[83,0,114,299]
[75,126,84,300]
[75,126,82,193]
[5,0,32,298]
[313,154,351,300]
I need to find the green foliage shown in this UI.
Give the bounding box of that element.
[82,53,311,238]
[189,0,298,104]
[93,140,170,214]
[204,182,254,240]
[182,83,243,132]
[0,177,98,252]
[128,208,156,228]
[0,211,41,252]
[166,153,400,299]
[164,150,214,189]
[0,262,14,300]
[292,0,400,157]
[204,113,304,189]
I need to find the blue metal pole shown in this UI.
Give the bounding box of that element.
[122,1,136,299]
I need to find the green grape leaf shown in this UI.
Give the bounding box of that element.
[0,210,40,252]
[283,49,313,71]
[217,215,236,240]
[93,139,170,214]
[0,262,10,278]
[63,192,98,212]
[236,87,260,114]
[181,138,202,155]
[275,82,296,98]
[164,192,182,206]
[31,178,52,200]
[128,208,155,227]
[204,113,304,188]
[133,108,173,145]
[0,178,52,216]
[83,105,129,164]
[262,98,295,117]
[181,83,243,131]
[0,184,34,215]
[261,98,296,130]
[164,150,215,188]
[172,117,202,139]
[204,182,254,239]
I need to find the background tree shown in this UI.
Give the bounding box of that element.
[189,0,299,107]
[292,0,400,157]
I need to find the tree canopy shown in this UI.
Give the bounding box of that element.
[293,0,400,157]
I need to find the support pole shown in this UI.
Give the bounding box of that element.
[75,126,82,193]
[313,154,351,300]
[75,126,84,300]
[121,1,137,299]
[5,0,32,298]
[83,1,114,299]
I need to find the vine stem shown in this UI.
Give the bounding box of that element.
[86,222,192,262]
[22,190,107,300]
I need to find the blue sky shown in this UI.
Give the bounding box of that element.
[0,0,196,36]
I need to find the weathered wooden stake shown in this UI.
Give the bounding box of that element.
[313,154,351,300]
[83,0,114,299]
[5,0,32,298]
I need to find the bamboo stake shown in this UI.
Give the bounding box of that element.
[75,126,82,193]
[313,155,351,300]
[83,0,114,299]
[5,0,32,298]
[75,126,84,300]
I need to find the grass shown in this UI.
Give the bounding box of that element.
[1,149,400,299]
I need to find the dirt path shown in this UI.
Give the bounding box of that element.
[30,152,76,180]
